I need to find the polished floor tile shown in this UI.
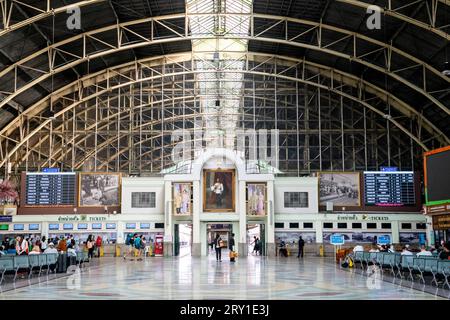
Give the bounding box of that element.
[0,255,446,300]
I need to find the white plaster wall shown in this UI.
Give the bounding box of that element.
[274,177,319,214]
[121,177,165,214]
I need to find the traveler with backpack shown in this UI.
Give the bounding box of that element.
[123,233,136,260]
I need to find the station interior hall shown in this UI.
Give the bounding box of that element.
[0,0,449,301]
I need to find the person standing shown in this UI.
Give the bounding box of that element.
[134,235,142,260]
[229,233,236,262]
[214,234,222,262]
[86,235,95,259]
[297,236,305,258]
[123,234,135,260]
[96,235,102,257]
[211,178,224,208]
[16,236,29,255]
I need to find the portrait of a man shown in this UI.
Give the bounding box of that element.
[203,169,235,212]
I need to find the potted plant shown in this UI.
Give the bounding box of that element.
[0,179,19,204]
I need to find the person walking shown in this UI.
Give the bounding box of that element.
[86,235,95,259]
[229,233,236,262]
[251,236,258,255]
[95,235,103,257]
[134,235,142,260]
[297,236,305,258]
[123,233,136,260]
[214,234,222,262]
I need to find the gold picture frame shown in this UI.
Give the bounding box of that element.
[318,172,361,206]
[203,169,235,212]
[173,182,192,215]
[246,183,267,216]
[78,172,121,207]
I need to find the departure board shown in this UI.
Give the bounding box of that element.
[25,172,76,206]
[364,171,415,206]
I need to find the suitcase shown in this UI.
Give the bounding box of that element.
[56,254,67,273]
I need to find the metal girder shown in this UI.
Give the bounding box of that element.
[1,52,446,151]
[0,13,448,120]
[0,0,107,35]
[0,55,439,171]
[336,0,449,40]
[0,0,447,39]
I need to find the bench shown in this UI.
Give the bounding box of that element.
[0,253,61,285]
[76,252,90,269]
[0,256,14,285]
[436,260,450,290]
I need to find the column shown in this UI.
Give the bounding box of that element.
[391,220,400,244]
[315,217,323,255]
[192,180,201,256]
[163,180,173,256]
[266,180,275,257]
[231,221,239,255]
[41,221,49,240]
[238,180,247,257]
[426,215,434,246]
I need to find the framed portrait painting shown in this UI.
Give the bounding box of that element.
[203,169,235,212]
[247,183,266,216]
[173,183,192,215]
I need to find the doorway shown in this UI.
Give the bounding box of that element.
[174,223,192,257]
[206,223,232,257]
[247,224,265,256]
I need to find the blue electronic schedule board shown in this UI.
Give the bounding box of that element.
[25,172,76,206]
[364,171,415,206]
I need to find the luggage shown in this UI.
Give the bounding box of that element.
[67,255,77,267]
[229,250,238,262]
[56,254,67,273]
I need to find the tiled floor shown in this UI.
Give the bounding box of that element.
[0,255,447,300]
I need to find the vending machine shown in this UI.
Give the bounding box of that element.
[154,234,164,256]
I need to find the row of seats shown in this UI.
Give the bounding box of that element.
[353,252,450,289]
[0,252,90,285]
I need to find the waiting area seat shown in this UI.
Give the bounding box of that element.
[0,253,87,285]
[351,251,450,289]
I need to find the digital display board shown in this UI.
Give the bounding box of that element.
[92,223,102,229]
[0,225,8,231]
[13,224,24,231]
[63,223,73,230]
[424,146,450,206]
[29,224,40,231]
[140,223,150,229]
[49,224,59,230]
[106,223,116,229]
[364,171,415,206]
[77,223,88,230]
[126,223,136,229]
[25,172,76,206]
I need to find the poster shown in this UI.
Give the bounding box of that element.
[79,173,120,206]
[275,232,316,244]
[319,172,360,206]
[203,169,235,212]
[247,183,266,215]
[399,232,427,244]
[173,183,192,215]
